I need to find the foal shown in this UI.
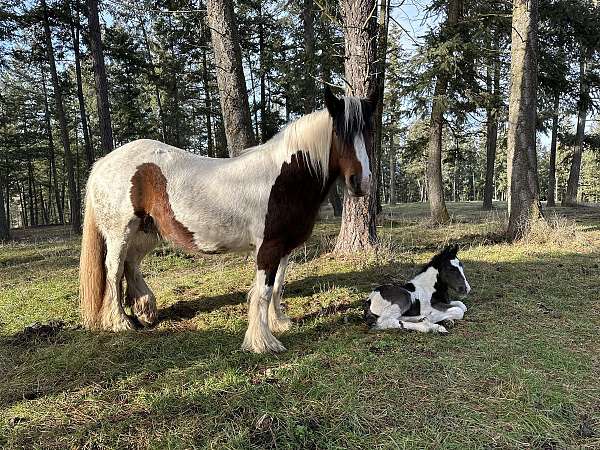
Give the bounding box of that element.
[79,86,377,353]
[364,245,470,333]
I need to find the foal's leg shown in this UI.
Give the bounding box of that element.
[268,254,292,333]
[400,319,448,334]
[449,300,467,312]
[100,226,136,331]
[242,250,285,353]
[124,232,158,327]
[427,306,465,325]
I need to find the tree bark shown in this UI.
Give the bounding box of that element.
[87,0,114,154]
[483,34,500,210]
[373,0,390,215]
[70,0,94,170]
[334,0,378,254]
[27,158,36,226]
[42,0,81,232]
[506,0,542,239]
[562,47,591,207]
[41,66,64,224]
[206,0,256,156]
[546,91,560,207]
[0,171,8,240]
[302,0,317,114]
[389,132,396,204]
[140,18,167,142]
[426,0,462,224]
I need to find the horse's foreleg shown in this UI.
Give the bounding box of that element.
[268,254,292,333]
[242,268,286,353]
[101,234,136,332]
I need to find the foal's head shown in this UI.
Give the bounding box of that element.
[325,86,377,197]
[429,244,471,295]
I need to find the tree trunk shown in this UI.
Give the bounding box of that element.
[201,45,215,158]
[506,0,542,239]
[258,3,267,142]
[87,0,114,154]
[546,91,560,207]
[4,164,10,228]
[206,0,256,156]
[302,0,317,114]
[426,0,462,224]
[27,158,36,226]
[334,0,378,254]
[0,172,8,240]
[389,132,396,205]
[562,47,591,207]
[41,67,64,224]
[483,34,500,210]
[140,18,167,142]
[373,0,390,215]
[70,0,94,170]
[42,0,81,232]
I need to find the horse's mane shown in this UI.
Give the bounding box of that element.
[240,109,333,181]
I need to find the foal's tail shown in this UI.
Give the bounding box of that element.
[79,195,106,329]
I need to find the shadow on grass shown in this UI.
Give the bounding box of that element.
[2,251,599,415]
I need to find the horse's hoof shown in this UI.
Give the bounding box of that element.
[105,316,136,332]
[440,319,455,329]
[269,315,293,334]
[131,294,157,327]
[241,332,286,353]
[434,324,448,334]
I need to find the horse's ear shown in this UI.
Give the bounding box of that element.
[324,85,343,117]
[450,244,460,257]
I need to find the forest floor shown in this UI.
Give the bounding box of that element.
[1,201,599,449]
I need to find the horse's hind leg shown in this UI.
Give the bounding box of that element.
[100,224,136,331]
[124,230,159,327]
[268,254,292,333]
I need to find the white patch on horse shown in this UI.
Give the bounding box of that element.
[410,267,439,306]
[450,258,471,293]
[367,291,392,316]
[353,133,371,179]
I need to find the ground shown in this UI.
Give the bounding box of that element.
[1,202,599,449]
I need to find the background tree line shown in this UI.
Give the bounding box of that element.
[0,0,598,244]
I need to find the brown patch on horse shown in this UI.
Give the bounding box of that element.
[130,163,196,252]
[330,132,362,180]
[257,151,335,281]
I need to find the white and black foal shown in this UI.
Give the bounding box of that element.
[365,245,471,333]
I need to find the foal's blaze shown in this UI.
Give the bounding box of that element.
[130,163,197,252]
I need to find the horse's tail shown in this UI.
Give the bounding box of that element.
[79,193,106,329]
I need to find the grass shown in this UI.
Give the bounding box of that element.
[1,201,599,449]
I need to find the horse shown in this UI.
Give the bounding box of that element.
[79,86,377,353]
[364,244,471,333]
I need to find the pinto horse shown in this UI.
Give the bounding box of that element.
[79,87,377,353]
[364,245,471,333]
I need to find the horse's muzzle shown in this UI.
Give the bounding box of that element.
[348,175,371,198]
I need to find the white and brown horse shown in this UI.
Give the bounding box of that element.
[79,87,377,353]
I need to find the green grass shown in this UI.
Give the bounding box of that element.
[1,201,599,449]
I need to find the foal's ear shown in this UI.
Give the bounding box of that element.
[324,85,343,118]
[450,243,460,257]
